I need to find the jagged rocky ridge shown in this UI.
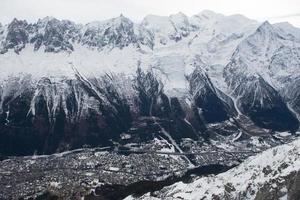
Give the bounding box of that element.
[0,11,300,156]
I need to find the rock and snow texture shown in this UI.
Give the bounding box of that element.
[224,21,300,131]
[127,138,300,200]
[0,10,300,156]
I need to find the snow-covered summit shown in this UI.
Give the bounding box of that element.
[141,13,191,45]
[81,14,141,49]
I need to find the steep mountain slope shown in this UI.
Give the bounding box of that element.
[224,22,300,131]
[188,65,236,123]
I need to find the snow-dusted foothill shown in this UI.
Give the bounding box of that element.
[127,138,300,200]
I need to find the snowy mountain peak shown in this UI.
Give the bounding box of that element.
[198,9,224,19]
[80,14,139,50]
[37,16,58,24]
[256,21,274,34]
[169,12,188,20]
[9,18,28,25]
[2,18,29,53]
[7,18,28,32]
[141,13,194,45]
[86,14,133,29]
[109,14,133,26]
[253,20,293,41]
[169,12,189,27]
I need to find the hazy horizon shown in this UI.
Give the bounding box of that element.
[1,0,300,27]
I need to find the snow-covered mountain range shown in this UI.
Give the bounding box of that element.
[0,10,300,156]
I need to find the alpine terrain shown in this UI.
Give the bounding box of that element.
[0,10,300,200]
